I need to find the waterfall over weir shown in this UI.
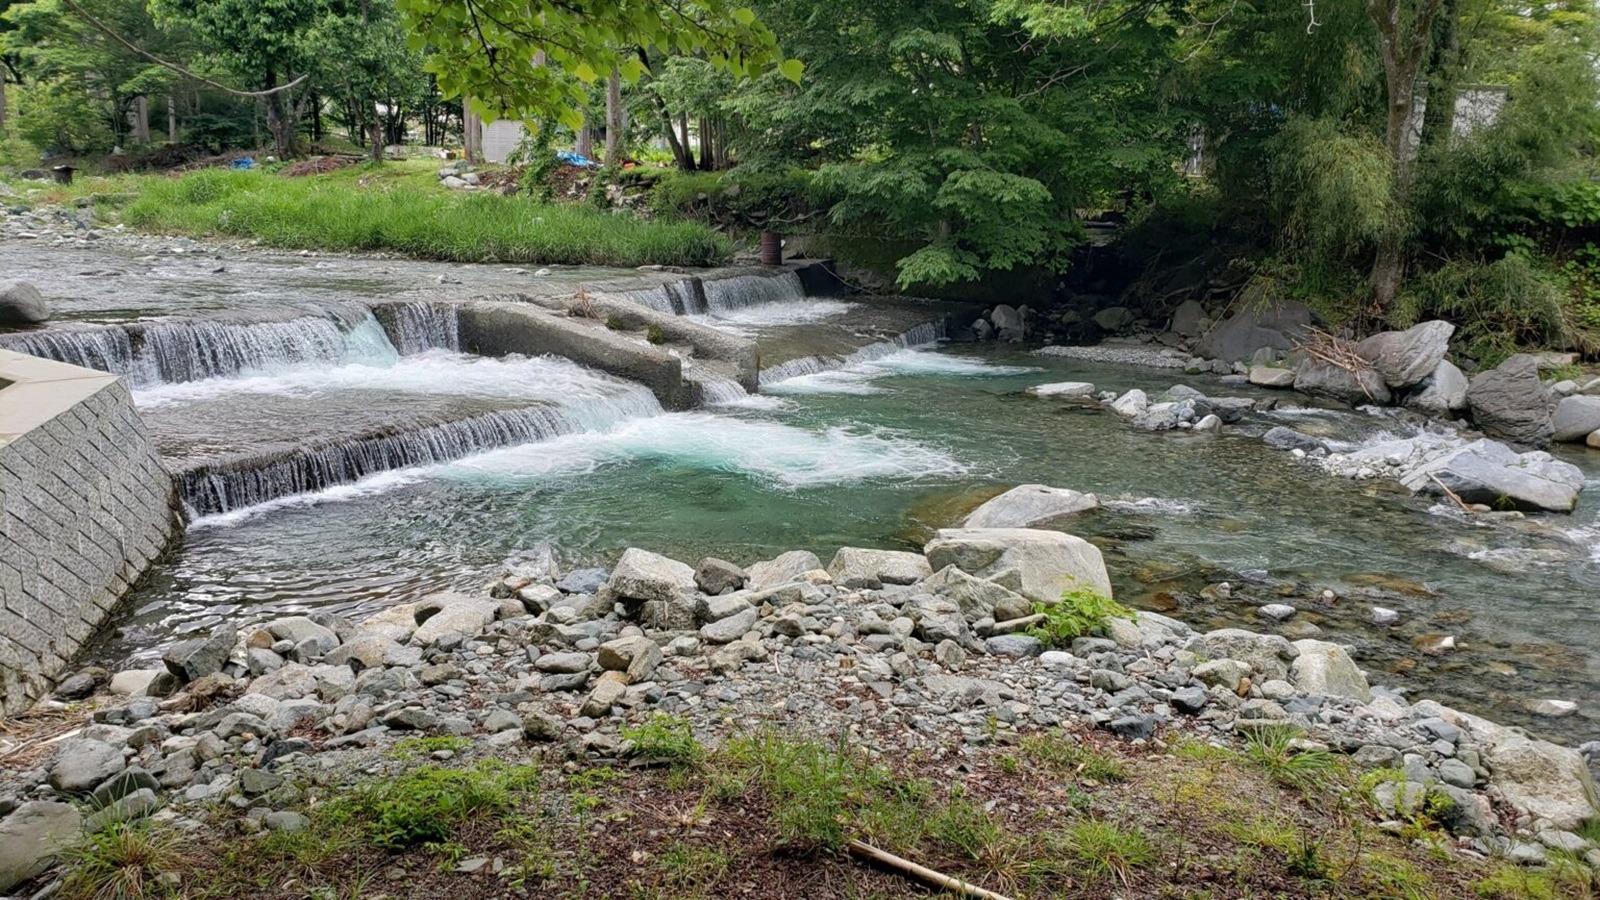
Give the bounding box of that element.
[181,382,663,517]
[616,272,808,317]
[0,303,461,385]
[760,320,945,384]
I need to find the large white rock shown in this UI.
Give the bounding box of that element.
[1356,320,1454,389]
[744,550,822,592]
[962,484,1100,530]
[1109,389,1149,417]
[1414,701,1600,829]
[923,528,1112,603]
[1194,629,1299,681]
[1400,438,1584,512]
[603,548,697,604]
[1289,639,1372,702]
[1551,395,1600,442]
[1027,381,1096,399]
[920,565,1033,622]
[826,547,932,589]
[0,801,81,892]
[410,594,498,645]
[1405,360,1469,416]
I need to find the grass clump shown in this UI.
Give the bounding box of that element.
[1242,725,1339,792]
[388,734,470,759]
[622,714,705,767]
[59,822,183,900]
[117,166,731,268]
[1020,730,1128,783]
[1054,819,1154,886]
[1026,588,1135,647]
[342,760,539,850]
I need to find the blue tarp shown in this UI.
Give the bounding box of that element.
[555,150,596,168]
[231,157,255,169]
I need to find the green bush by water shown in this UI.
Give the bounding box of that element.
[1027,588,1136,647]
[119,168,731,268]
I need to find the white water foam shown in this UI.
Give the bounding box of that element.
[188,468,430,529]
[447,412,967,488]
[135,352,632,408]
[764,348,1038,396]
[1102,496,1197,515]
[687,299,858,336]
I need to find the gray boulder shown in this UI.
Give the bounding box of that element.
[0,282,49,326]
[162,624,237,682]
[1406,360,1469,417]
[1195,629,1299,681]
[1196,301,1311,362]
[920,565,1032,622]
[745,550,822,591]
[1356,320,1454,389]
[1293,358,1391,406]
[410,594,497,645]
[827,547,931,589]
[1288,639,1371,702]
[0,801,81,892]
[604,548,697,609]
[49,739,125,793]
[694,558,747,595]
[1092,307,1134,332]
[1467,354,1556,447]
[1169,299,1206,337]
[962,484,1100,529]
[924,527,1112,603]
[1401,438,1584,512]
[263,616,339,654]
[990,305,1025,341]
[699,606,757,644]
[1261,426,1327,454]
[1552,395,1600,443]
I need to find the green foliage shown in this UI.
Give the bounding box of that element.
[1054,819,1154,885]
[1020,730,1128,783]
[340,760,538,850]
[388,735,470,759]
[1026,588,1135,648]
[621,714,704,765]
[1242,725,1338,792]
[118,168,730,267]
[1397,252,1581,364]
[60,821,182,900]
[1267,116,1399,262]
[11,78,115,155]
[648,167,822,232]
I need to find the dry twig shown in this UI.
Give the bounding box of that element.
[846,839,1017,900]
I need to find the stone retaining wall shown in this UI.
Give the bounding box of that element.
[0,350,180,716]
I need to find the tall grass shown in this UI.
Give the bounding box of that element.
[118,168,731,268]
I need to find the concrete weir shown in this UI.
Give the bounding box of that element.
[0,350,180,715]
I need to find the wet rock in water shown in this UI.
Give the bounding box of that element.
[0,281,49,325]
[1262,426,1328,454]
[694,558,747,595]
[961,484,1100,529]
[1109,389,1149,417]
[827,547,932,589]
[1551,395,1600,443]
[1467,354,1556,448]
[1293,358,1391,406]
[745,550,822,591]
[1132,399,1198,431]
[1248,366,1295,388]
[1370,607,1400,626]
[1402,439,1584,513]
[1406,360,1470,417]
[1027,381,1096,399]
[0,801,81,892]
[1192,413,1222,433]
[1356,320,1454,389]
[924,527,1112,603]
[1526,699,1578,718]
[1256,603,1295,621]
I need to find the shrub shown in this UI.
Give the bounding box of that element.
[1026,588,1135,647]
[343,760,538,850]
[621,714,704,766]
[1396,252,1583,365]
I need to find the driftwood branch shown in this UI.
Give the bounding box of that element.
[1293,326,1376,401]
[1428,473,1472,512]
[60,0,309,98]
[846,839,1017,900]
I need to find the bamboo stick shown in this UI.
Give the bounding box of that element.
[846,839,1017,900]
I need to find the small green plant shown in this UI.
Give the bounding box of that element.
[1026,588,1135,647]
[1243,725,1337,792]
[645,323,666,344]
[1057,819,1154,886]
[604,314,626,330]
[622,714,705,766]
[1020,730,1128,782]
[344,760,538,850]
[654,841,731,894]
[389,735,470,759]
[59,821,183,900]
[1475,863,1562,900]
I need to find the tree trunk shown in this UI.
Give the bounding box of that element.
[605,68,624,165]
[656,101,690,170]
[463,98,482,162]
[167,94,177,142]
[698,116,713,170]
[575,118,594,159]
[369,117,383,163]
[679,112,691,170]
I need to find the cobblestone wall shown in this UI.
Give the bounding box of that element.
[0,350,179,716]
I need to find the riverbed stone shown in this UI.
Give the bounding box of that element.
[604,549,697,607]
[921,565,1032,622]
[49,739,126,793]
[263,616,339,654]
[827,547,932,589]
[1551,395,1600,443]
[597,636,661,682]
[109,668,163,696]
[1196,629,1299,681]
[924,527,1112,603]
[694,558,747,595]
[1110,389,1149,417]
[1293,358,1391,406]
[0,801,80,892]
[1248,366,1295,388]
[962,484,1100,529]
[1406,360,1470,416]
[1288,639,1371,702]
[162,625,237,682]
[700,607,757,644]
[745,550,822,591]
[1401,438,1584,512]
[411,595,499,645]
[1356,320,1454,389]
[1196,301,1310,362]
[1467,354,1556,447]
[0,281,48,325]
[1027,381,1096,399]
